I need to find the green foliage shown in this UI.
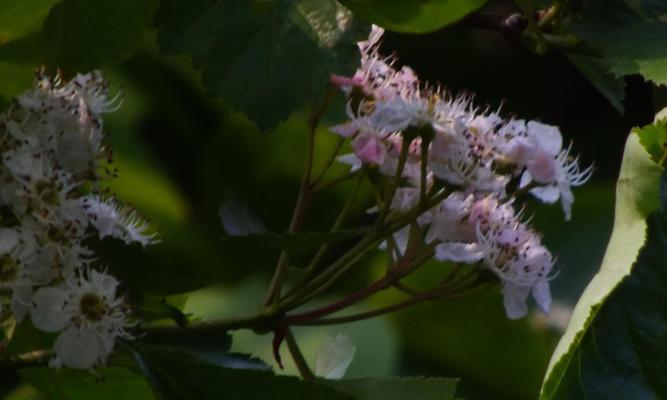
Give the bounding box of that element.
[39,0,158,71]
[0,0,58,43]
[0,0,157,103]
[330,377,458,400]
[154,0,369,132]
[635,122,667,164]
[543,170,667,399]
[567,55,625,113]
[20,367,154,400]
[0,0,55,104]
[130,341,353,400]
[338,0,488,33]
[570,0,667,85]
[540,127,663,398]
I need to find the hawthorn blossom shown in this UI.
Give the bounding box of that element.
[81,195,157,246]
[330,25,587,319]
[31,267,134,370]
[0,71,153,369]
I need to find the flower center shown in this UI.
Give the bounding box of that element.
[79,293,106,321]
[0,255,18,283]
[33,179,61,205]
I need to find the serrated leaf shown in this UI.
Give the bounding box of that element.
[133,336,270,372]
[328,377,458,400]
[635,122,667,164]
[339,0,488,33]
[154,0,369,131]
[39,0,158,71]
[567,55,625,113]
[540,130,663,398]
[21,367,154,400]
[130,341,352,400]
[570,0,667,85]
[546,179,667,398]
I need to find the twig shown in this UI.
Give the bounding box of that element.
[285,329,315,380]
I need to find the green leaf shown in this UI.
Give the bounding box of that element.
[635,122,667,164]
[0,0,56,104]
[540,129,663,398]
[570,0,667,85]
[39,0,158,71]
[329,377,458,400]
[567,55,625,113]
[0,0,158,104]
[21,367,154,400]
[545,183,667,398]
[154,0,369,131]
[602,22,667,85]
[0,0,58,43]
[134,336,271,372]
[130,341,352,400]
[339,0,488,33]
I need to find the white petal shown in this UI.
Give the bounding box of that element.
[526,121,562,155]
[315,333,356,380]
[53,326,108,369]
[0,229,19,253]
[336,154,362,172]
[531,279,552,314]
[519,170,532,188]
[11,285,33,322]
[502,282,530,320]
[434,242,484,263]
[330,123,358,138]
[31,287,70,332]
[529,185,560,204]
[526,149,558,184]
[559,182,575,221]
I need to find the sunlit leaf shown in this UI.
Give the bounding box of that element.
[339,0,488,33]
[540,129,663,398]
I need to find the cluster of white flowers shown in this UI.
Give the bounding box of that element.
[0,71,155,369]
[330,26,592,319]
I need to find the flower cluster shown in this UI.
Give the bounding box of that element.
[330,26,591,319]
[0,71,155,369]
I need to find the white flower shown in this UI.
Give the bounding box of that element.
[520,144,593,220]
[315,333,356,379]
[477,224,554,319]
[429,132,508,193]
[31,267,134,370]
[81,195,157,246]
[0,228,53,321]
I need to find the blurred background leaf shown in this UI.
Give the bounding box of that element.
[154,0,369,131]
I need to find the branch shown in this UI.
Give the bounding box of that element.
[0,349,51,370]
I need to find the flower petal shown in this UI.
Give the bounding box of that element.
[531,279,552,314]
[502,282,530,319]
[53,326,107,370]
[315,333,356,380]
[435,242,484,263]
[31,287,69,332]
